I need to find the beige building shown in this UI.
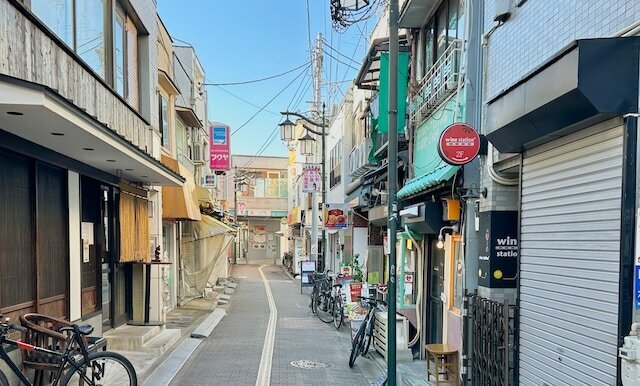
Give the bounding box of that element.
[222,155,288,263]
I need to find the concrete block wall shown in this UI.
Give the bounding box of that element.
[478,157,519,213]
[484,0,640,101]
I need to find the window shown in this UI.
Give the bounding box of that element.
[330,140,342,188]
[241,170,287,198]
[176,117,186,156]
[449,235,463,314]
[113,8,127,97]
[31,0,74,47]
[159,95,170,149]
[31,0,138,100]
[75,0,106,78]
[418,0,465,76]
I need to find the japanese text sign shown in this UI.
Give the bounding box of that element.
[210,126,231,171]
[302,164,321,193]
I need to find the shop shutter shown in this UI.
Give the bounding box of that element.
[519,119,623,386]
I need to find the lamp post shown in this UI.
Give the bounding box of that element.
[233,168,250,264]
[279,108,327,271]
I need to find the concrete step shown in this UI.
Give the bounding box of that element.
[224,288,235,295]
[191,309,226,339]
[141,328,181,356]
[226,282,238,289]
[104,325,162,351]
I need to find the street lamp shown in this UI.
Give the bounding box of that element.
[279,108,327,271]
[298,130,317,156]
[279,117,295,142]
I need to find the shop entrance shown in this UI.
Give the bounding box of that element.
[427,238,445,344]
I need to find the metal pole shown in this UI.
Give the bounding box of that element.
[387,0,399,383]
[321,103,327,272]
[311,191,319,266]
[233,166,238,265]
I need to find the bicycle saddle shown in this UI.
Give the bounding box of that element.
[59,324,94,336]
[332,283,343,288]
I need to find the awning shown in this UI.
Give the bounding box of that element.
[355,37,409,91]
[397,164,459,199]
[195,186,215,208]
[0,76,184,186]
[175,106,203,128]
[486,37,640,152]
[158,69,180,96]
[161,154,201,221]
[199,214,236,235]
[398,0,440,28]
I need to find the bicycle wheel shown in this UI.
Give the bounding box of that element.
[349,321,367,367]
[315,293,333,323]
[333,296,344,329]
[61,351,137,386]
[0,370,8,386]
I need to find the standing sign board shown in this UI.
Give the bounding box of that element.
[300,260,316,293]
[210,125,231,171]
[302,164,321,193]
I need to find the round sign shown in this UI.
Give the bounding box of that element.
[438,123,481,165]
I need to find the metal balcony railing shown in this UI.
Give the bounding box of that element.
[177,151,196,175]
[348,138,374,178]
[409,39,463,127]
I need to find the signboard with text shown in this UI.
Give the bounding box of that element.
[302,164,321,193]
[210,125,231,171]
[478,211,518,288]
[438,123,481,166]
[323,203,348,230]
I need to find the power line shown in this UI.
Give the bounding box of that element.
[213,86,280,116]
[321,49,360,71]
[321,38,361,65]
[231,64,310,136]
[203,62,310,86]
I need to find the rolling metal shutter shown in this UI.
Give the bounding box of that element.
[519,119,623,385]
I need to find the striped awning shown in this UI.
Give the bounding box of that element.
[397,163,459,199]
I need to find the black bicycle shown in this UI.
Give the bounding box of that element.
[349,296,387,368]
[314,274,345,329]
[0,315,137,386]
[309,271,330,314]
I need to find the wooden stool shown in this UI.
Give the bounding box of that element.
[425,344,459,385]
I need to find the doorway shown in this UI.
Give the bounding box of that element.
[427,238,445,344]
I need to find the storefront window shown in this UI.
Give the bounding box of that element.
[76,0,106,78]
[450,235,463,313]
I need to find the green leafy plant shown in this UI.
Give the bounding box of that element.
[352,254,363,283]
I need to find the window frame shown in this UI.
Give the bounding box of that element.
[159,94,171,150]
[113,4,128,98]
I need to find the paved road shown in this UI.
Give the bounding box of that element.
[170,264,373,386]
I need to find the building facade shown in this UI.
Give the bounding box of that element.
[224,155,288,264]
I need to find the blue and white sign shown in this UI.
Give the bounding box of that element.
[213,127,227,145]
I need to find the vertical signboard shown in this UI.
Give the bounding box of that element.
[478,211,518,288]
[302,164,321,193]
[210,125,231,171]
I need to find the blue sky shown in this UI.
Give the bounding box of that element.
[157,0,377,157]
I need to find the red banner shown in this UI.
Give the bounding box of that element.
[210,125,231,171]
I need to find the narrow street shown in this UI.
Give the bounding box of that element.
[170,264,377,386]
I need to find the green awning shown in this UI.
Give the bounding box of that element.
[397,163,460,199]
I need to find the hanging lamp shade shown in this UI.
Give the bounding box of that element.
[298,131,317,156]
[279,118,295,142]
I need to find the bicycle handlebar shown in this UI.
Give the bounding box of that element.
[356,296,387,306]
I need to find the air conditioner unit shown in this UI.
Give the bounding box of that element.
[493,0,511,22]
[192,144,203,163]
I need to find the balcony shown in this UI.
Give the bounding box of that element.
[409,40,463,128]
[348,138,375,178]
[178,152,196,175]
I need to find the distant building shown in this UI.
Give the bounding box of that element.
[222,155,289,263]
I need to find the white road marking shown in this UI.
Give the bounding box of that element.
[256,265,278,386]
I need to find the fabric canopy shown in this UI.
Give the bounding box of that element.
[161,154,201,221]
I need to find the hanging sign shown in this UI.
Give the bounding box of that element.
[301,164,321,192]
[323,203,348,230]
[438,123,481,165]
[210,125,231,171]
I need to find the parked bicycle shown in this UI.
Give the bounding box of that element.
[0,315,137,386]
[349,296,387,368]
[282,251,294,275]
[314,273,346,329]
[309,271,329,315]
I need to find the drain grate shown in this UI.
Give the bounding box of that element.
[290,360,333,369]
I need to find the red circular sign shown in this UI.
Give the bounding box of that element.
[438,123,481,165]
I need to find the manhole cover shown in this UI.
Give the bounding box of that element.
[290,360,333,369]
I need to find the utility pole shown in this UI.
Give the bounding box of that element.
[309,33,324,270]
[387,0,399,384]
[233,166,238,265]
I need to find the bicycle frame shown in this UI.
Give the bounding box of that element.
[0,328,92,386]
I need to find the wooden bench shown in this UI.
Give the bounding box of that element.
[19,313,107,386]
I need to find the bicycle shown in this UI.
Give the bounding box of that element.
[349,296,387,368]
[309,270,330,314]
[314,274,345,329]
[0,314,137,386]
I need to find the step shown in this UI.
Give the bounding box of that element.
[226,282,238,289]
[224,288,235,295]
[103,325,162,351]
[141,328,181,356]
[191,309,226,339]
